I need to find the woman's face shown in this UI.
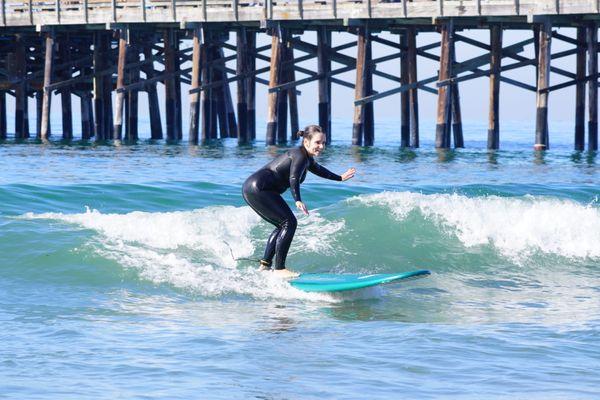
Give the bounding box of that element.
[303,132,326,157]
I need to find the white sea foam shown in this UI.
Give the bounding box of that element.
[352,191,600,260]
[21,206,353,301]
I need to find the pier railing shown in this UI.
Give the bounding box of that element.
[1,0,598,27]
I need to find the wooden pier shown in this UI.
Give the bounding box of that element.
[0,0,599,150]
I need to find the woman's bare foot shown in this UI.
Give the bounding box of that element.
[258,260,272,272]
[272,268,300,279]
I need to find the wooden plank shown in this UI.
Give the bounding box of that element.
[455,33,574,80]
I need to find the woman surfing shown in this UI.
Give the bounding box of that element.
[242,125,356,278]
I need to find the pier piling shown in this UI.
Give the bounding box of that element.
[435,20,453,149]
[535,19,552,151]
[574,26,586,151]
[588,22,598,151]
[488,24,502,150]
[0,1,594,151]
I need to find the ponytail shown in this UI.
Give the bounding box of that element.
[298,125,324,141]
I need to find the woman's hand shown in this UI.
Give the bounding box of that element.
[341,167,356,181]
[296,201,309,215]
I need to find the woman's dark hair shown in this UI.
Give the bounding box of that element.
[297,125,324,141]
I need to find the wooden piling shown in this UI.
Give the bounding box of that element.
[407,27,419,148]
[435,20,453,149]
[214,46,229,139]
[266,27,282,146]
[164,29,182,141]
[126,36,139,141]
[189,27,202,144]
[200,40,211,141]
[317,26,331,141]
[451,85,463,148]
[218,46,237,138]
[40,32,54,140]
[209,46,218,139]
[488,24,502,150]
[247,31,256,140]
[400,32,410,148]
[588,22,598,151]
[59,38,73,140]
[364,34,375,146]
[352,26,368,146]
[36,92,42,138]
[81,92,93,140]
[450,37,463,148]
[0,91,6,139]
[224,74,238,138]
[236,28,249,143]
[534,19,551,151]
[113,29,128,141]
[80,39,95,140]
[276,35,289,144]
[287,40,299,141]
[13,36,29,139]
[103,33,113,140]
[574,26,586,151]
[93,32,105,140]
[142,45,163,140]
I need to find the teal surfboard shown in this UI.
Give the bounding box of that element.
[289,269,430,292]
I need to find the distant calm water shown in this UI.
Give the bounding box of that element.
[1,119,599,399]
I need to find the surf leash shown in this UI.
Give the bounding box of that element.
[223,240,262,263]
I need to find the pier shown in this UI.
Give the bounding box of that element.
[0,0,599,150]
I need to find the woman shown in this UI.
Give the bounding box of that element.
[242,125,356,278]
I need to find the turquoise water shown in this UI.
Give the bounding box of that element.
[1,120,599,399]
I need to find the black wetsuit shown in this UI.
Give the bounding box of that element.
[242,146,341,270]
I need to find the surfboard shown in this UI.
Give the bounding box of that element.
[289,269,430,293]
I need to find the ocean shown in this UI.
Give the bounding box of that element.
[1,119,599,399]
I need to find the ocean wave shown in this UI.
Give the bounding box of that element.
[19,206,349,301]
[351,191,600,261]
